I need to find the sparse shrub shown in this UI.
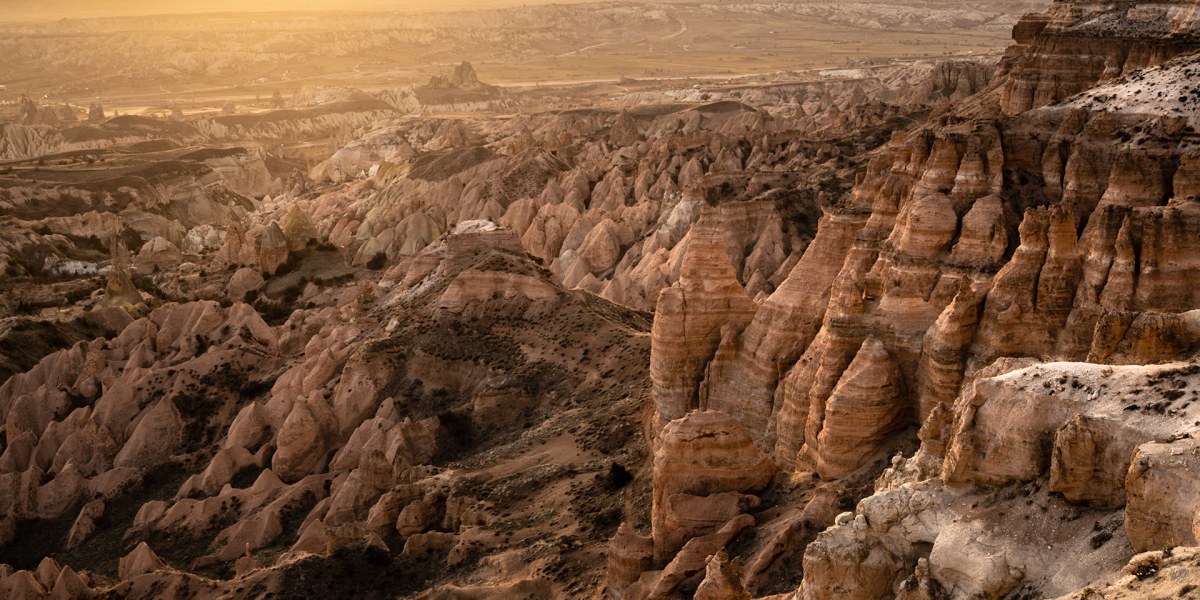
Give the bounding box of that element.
[601,462,633,490]
[366,253,387,270]
[280,278,306,305]
[1131,556,1160,580]
[253,298,294,326]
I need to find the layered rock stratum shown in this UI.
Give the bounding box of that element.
[2,0,1200,598]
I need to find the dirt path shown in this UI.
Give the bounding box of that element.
[663,15,688,40]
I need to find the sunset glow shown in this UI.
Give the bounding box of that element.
[4,1,1199,598]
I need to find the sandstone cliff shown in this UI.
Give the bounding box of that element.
[615,1,1200,597]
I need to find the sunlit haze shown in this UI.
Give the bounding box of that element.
[6,0,1199,598]
[2,0,567,20]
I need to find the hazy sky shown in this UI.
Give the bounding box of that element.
[0,0,582,21]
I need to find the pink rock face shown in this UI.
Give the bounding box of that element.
[280,205,320,251]
[213,222,256,271]
[914,282,987,424]
[271,392,337,482]
[807,337,906,479]
[135,237,184,273]
[254,222,289,276]
[606,523,654,597]
[650,217,757,424]
[694,550,750,600]
[703,211,865,445]
[66,499,105,549]
[227,267,265,304]
[6,1,1200,597]
[651,411,776,563]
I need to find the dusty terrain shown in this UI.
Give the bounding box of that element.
[3,0,1200,599]
[0,2,1035,114]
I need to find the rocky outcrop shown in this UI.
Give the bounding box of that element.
[650,411,775,564]
[694,551,751,600]
[1125,437,1200,551]
[214,220,291,276]
[427,61,484,90]
[804,337,906,479]
[104,241,144,310]
[134,237,185,273]
[5,1,1200,597]
[942,362,1196,494]
[607,523,655,598]
[624,4,1200,598]
[650,217,756,424]
[413,62,504,111]
[799,357,1200,599]
[112,398,184,469]
[119,542,166,581]
[1001,1,1200,115]
[227,267,265,303]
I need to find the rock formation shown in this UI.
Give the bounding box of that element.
[611,1,1200,597]
[1001,1,1200,115]
[4,0,1200,597]
[650,216,757,424]
[0,214,654,597]
[103,238,144,310]
[650,411,775,562]
[804,336,906,479]
[427,61,484,89]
